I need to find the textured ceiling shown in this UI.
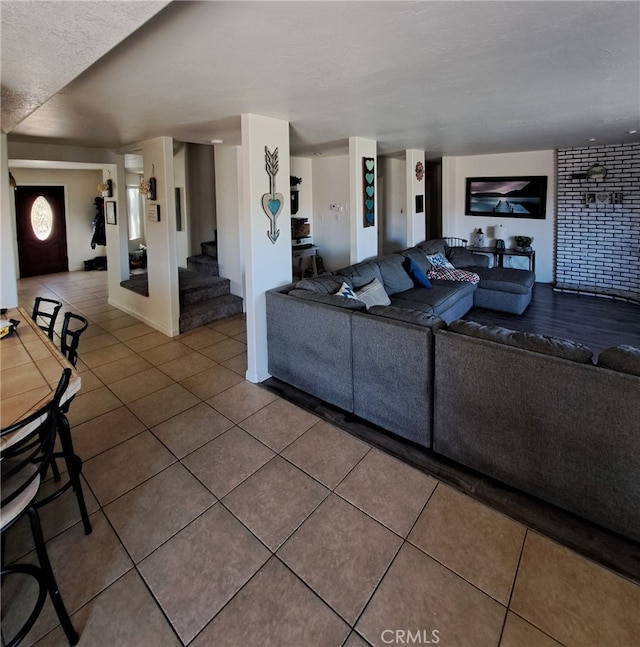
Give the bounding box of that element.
[2,1,639,158]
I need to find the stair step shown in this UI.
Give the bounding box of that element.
[201,241,217,258]
[179,294,244,333]
[180,276,231,306]
[187,255,219,276]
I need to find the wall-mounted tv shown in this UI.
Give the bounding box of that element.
[465,176,547,219]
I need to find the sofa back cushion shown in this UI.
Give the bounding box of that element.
[375,254,415,295]
[417,239,447,256]
[288,289,367,310]
[401,247,432,274]
[449,320,594,364]
[338,260,383,289]
[597,345,640,376]
[295,274,351,294]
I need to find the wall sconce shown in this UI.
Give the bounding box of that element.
[139,165,157,200]
[97,171,113,197]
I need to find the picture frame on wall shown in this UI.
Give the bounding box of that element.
[105,201,117,225]
[465,176,548,219]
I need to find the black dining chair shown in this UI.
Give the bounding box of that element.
[1,369,79,647]
[31,297,63,340]
[60,312,89,368]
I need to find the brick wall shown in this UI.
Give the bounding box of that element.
[556,143,640,302]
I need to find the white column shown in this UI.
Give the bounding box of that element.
[240,114,291,383]
[1,134,18,307]
[406,149,426,246]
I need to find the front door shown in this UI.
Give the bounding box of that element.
[15,186,69,277]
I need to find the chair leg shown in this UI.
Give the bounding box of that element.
[57,415,92,535]
[27,508,79,646]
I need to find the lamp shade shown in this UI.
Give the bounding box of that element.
[494,224,508,239]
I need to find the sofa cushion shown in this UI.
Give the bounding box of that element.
[417,239,447,256]
[392,281,475,316]
[368,305,445,330]
[449,320,594,363]
[472,267,535,294]
[296,274,351,294]
[355,278,391,309]
[404,257,432,288]
[401,247,432,275]
[447,247,485,269]
[425,252,454,270]
[338,261,383,289]
[597,345,640,376]
[288,289,367,310]
[376,254,415,295]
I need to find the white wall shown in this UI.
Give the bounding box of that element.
[311,155,350,271]
[290,156,313,222]
[1,134,18,308]
[349,137,378,263]
[240,114,291,383]
[442,150,556,283]
[173,142,189,266]
[214,145,244,300]
[379,157,407,254]
[406,149,426,246]
[9,167,104,272]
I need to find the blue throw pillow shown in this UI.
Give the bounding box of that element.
[405,257,432,288]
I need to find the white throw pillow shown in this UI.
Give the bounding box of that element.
[426,252,454,270]
[355,278,391,309]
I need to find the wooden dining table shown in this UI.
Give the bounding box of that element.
[1,307,81,447]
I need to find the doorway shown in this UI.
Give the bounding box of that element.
[15,186,69,277]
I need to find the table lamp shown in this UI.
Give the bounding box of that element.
[494,224,507,250]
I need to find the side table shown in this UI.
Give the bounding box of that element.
[468,246,535,272]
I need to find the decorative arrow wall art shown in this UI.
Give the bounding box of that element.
[262,146,283,244]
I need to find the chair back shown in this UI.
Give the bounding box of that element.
[61,313,89,367]
[31,297,63,340]
[1,369,71,523]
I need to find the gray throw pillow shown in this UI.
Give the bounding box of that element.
[447,247,479,269]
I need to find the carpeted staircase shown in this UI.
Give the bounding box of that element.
[179,241,243,333]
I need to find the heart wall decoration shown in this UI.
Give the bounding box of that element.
[363,157,375,228]
[261,146,283,244]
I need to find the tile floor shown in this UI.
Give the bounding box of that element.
[2,271,639,647]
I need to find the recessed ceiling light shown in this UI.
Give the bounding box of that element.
[211,139,223,144]
[626,129,638,134]
[586,138,596,142]
[314,152,322,156]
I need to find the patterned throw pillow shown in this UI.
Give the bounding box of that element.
[427,267,480,284]
[426,252,455,270]
[355,278,391,309]
[336,282,358,300]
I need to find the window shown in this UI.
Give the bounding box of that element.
[30,195,53,240]
[126,186,144,241]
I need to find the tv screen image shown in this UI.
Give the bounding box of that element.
[465,176,547,219]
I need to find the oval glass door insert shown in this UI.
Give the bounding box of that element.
[31,195,53,241]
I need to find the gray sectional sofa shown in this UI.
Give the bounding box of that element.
[265,238,640,542]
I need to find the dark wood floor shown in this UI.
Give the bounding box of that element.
[464,283,640,359]
[262,287,640,583]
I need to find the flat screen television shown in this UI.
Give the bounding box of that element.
[465,176,547,219]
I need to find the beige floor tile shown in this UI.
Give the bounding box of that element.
[80,343,135,369]
[75,370,103,393]
[239,397,319,451]
[95,313,140,332]
[510,532,640,647]
[139,504,269,644]
[34,569,180,647]
[209,381,278,424]
[65,386,122,426]
[408,484,525,604]
[139,341,192,365]
[344,632,371,647]
[91,354,153,384]
[122,330,173,351]
[221,351,247,375]
[75,332,119,354]
[83,431,176,505]
[278,494,402,624]
[108,367,174,404]
[110,321,155,341]
[126,383,200,427]
[85,307,128,322]
[500,612,564,647]
[105,463,215,563]
[70,406,146,460]
[178,327,227,350]
[200,337,247,362]
[223,456,329,550]
[281,421,370,488]
[151,401,233,458]
[180,363,244,399]
[182,426,275,498]
[208,317,246,337]
[336,448,438,537]
[356,542,506,647]
[191,557,350,647]
[156,350,217,381]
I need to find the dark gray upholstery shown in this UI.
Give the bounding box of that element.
[400,247,433,275]
[472,267,535,293]
[376,254,416,295]
[433,329,640,543]
[597,344,640,376]
[336,260,383,289]
[288,289,367,310]
[295,274,351,294]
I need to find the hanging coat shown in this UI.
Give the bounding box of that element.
[91,197,106,248]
